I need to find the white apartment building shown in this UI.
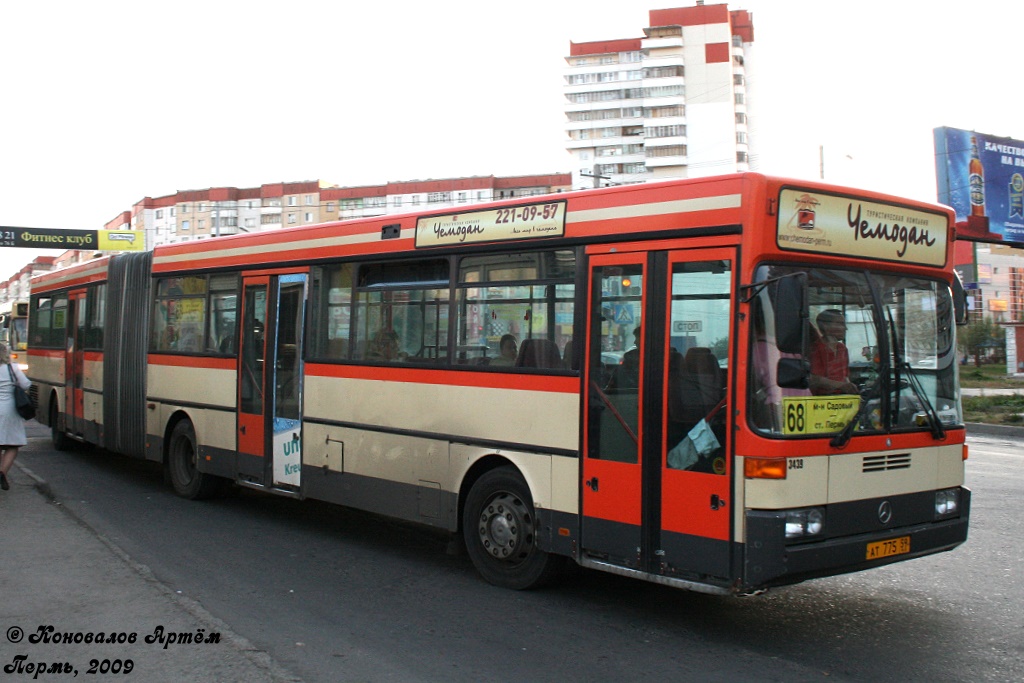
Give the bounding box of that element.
[565,3,755,188]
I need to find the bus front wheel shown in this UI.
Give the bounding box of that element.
[462,466,565,590]
[167,420,222,500]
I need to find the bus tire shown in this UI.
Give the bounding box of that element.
[462,466,565,590]
[167,420,222,500]
[50,401,70,452]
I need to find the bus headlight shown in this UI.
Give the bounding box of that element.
[785,508,825,539]
[935,488,960,518]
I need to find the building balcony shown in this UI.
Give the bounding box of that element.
[641,37,684,50]
[641,54,684,68]
[645,155,687,169]
[564,81,632,96]
[565,117,628,132]
[565,96,644,113]
[641,75,685,89]
[565,138,598,151]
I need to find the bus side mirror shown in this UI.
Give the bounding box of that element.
[952,271,969,326]
[775,273,808,354]
[777,357,810,389]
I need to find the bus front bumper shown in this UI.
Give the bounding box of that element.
[743,487,971,591]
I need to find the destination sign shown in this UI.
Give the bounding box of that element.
[0,226,144,252]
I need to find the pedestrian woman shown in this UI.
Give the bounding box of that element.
[0,343,31,491]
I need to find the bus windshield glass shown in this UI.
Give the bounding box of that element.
[749,264,961,438]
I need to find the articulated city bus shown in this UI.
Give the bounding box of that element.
[27,173,969,594]
[0,299,30,370]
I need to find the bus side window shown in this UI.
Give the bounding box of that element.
[456,249,576,372]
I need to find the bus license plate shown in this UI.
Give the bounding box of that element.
[866,536,910,560]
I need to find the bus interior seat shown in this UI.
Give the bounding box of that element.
[670,347,723,428]
[516,339,562,369]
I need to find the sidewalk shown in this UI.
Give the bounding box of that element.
[960,387,1024,397]
[0,427,300,682]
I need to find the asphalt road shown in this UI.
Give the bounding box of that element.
[16,433,1024,683]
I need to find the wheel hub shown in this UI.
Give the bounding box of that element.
[478,491,532,561]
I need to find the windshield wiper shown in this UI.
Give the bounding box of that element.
[900,360,946,439]
[885,307,945,440]
[829,391,872,448]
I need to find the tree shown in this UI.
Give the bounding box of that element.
[957,317,1005,367]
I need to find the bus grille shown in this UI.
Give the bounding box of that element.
[862,453,911,472]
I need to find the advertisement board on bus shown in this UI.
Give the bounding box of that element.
[934,126,1024,244]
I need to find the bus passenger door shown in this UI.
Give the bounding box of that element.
[582,254,645,568]
[658,249,733,581]
[269,274,307,490]
[583,248,733,581]
[64,289,87,433]
[237,277,269,483]
[236,273,308,492]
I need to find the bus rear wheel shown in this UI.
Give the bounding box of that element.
[462,466,565,590]
[50,401,70,452]
[167,420,222,500]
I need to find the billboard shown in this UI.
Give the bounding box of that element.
[934,127,1024,244]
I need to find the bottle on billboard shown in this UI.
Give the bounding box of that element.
[969,136,986,216]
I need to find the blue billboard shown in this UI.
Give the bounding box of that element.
[934,126,1024,244]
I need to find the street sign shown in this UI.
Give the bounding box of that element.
[613,304,634,325]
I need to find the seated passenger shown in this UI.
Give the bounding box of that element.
[809,309,858,395]
[490,334,518,366]
[366,328,402,362]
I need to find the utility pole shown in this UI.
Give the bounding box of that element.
[580,166,614,189]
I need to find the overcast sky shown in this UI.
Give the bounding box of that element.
[1,0,1019,277]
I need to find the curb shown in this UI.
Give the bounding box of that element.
[14,461,303,683]
[965,422,1024,440]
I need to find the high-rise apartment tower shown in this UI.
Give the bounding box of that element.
[565,3,755,188]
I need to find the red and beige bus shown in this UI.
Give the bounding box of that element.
[27,173,969,594]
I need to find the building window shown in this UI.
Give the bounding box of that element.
[288,197,298,207]
[644,125,686,138]
[155,209,163,219]
[288,213,297,224]
[736,113,747,125]
[737,151,749,163]
[305,212,314,222]
[646,145,686,158]
[305,194,315,205]
[735,93,745,105]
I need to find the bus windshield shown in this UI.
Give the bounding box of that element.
[749,264,961,438]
